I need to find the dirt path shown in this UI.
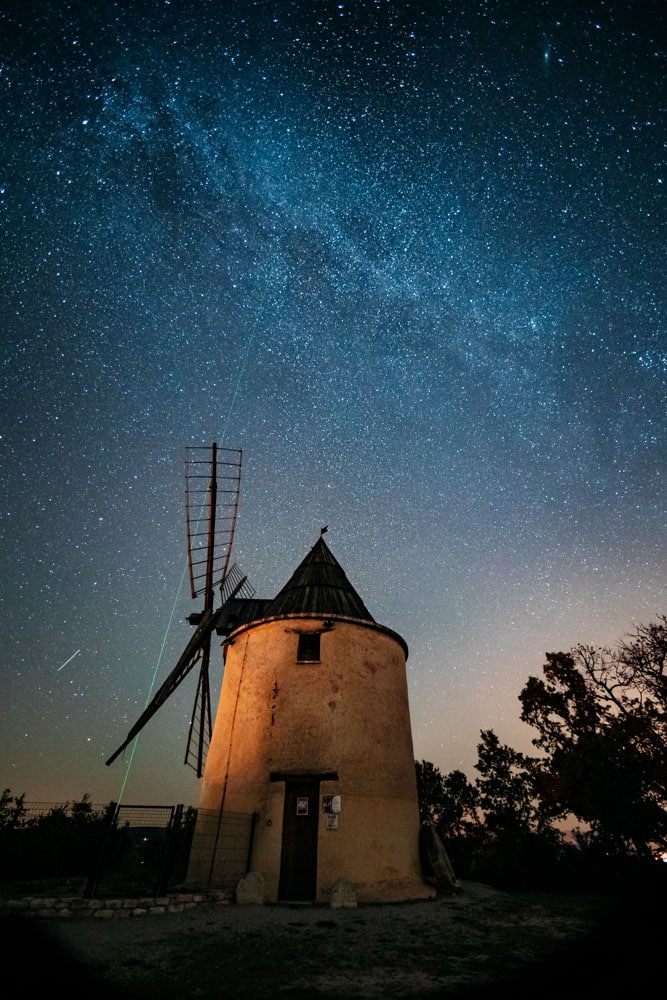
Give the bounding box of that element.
[3,881,661,998]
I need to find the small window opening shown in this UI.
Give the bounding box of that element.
[297,633,320,663]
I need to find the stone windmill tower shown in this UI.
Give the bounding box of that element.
[191,530,432,903]
[105,447,430,903]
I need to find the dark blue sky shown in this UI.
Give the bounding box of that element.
[1,0,664,805]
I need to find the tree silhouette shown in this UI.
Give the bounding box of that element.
[520,617,667,859]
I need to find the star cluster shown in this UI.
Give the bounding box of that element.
[1,0,664,805]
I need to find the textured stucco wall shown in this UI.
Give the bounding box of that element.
[195,614,433,902]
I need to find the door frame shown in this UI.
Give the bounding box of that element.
[271,771,337,903]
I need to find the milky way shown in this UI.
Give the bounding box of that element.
[1,1,664,806]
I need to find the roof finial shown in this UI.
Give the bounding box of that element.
[320,525,328,535]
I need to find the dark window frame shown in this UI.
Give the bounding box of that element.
[297,632,321,663]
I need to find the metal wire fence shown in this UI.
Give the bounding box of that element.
[0,798,113,896]
[0,796,256,898]
[187,809,257,891]
[87,803,195,898]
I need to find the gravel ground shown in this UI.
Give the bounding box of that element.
[2,881,662,999]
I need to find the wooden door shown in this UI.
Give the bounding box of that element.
[278,780,319,901]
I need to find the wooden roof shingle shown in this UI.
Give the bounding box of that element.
[215,536,375,636]
[263,536,375,621]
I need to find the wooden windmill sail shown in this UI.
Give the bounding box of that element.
[106,443,253,777]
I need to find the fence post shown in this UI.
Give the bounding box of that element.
[84,801,118,899]
[156,804,184,896]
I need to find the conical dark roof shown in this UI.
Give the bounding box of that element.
[263,536,375,621]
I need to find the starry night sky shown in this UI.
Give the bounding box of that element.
[1,0,665,807]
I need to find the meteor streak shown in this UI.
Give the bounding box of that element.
[57,649,81,671]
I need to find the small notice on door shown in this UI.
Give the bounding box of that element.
[296,797,309,815]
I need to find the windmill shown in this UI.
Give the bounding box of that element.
[106,443,254,777]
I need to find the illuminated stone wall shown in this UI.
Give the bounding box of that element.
[193,614,433,903]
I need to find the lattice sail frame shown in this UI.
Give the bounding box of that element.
[106,443,248,778]
[185,444,242,603]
